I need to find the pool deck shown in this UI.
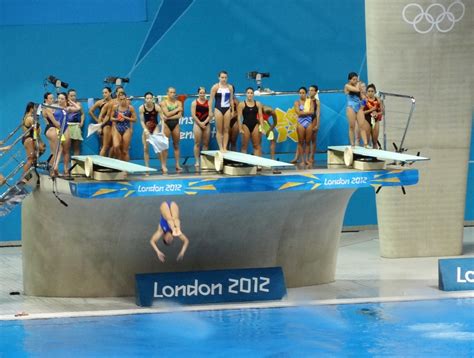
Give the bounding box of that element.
[1,227,473,321]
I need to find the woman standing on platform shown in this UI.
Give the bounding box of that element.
[363,83,383,149]
[21,102,44,177]
[88,87,113,156]
[238,87,264,156]
[308,85,320,165]
[110,92,136,161]
[228,85,240,151]
[139,92,163,168]
[42,92,59,172]
[258,105,277,160]
[48,92,80,176]
[150,201,189,263]
[292,87,314,166]
[160,87,183,173]
[344,72,369,147]
[66,89,84,155]
[209,71,234,151]
[191,87,211,169]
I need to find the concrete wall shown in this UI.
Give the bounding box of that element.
[366,0,473,257]
[22,186,354,297]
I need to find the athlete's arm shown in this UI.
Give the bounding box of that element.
[176,233,189,262]
[150,226,166,263]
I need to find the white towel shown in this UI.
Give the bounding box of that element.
[87,123,102,138]
[146,133,169,154]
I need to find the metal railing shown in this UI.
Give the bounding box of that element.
[378,92,416,152]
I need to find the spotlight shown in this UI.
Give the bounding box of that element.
[104,76,130,86]
[47,75,69,89]
[247,71,270,90]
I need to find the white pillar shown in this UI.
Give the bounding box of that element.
[365,0,473,257]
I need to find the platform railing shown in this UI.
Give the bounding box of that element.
[0,106,44,216]
[378,92,416,152]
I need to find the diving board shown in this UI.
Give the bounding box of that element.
[328,145,429,170]
[201,150,293,175]
[72,155,156,180]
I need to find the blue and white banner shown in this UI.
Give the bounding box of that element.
[70,169,419,199]
[135,267,287,307]
[438,258,474,291]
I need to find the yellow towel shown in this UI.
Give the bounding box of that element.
[303,98,311,113]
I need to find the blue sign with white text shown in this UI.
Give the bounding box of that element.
[135,267,287,307]
[70,169,419,199]
[438,258,474,291]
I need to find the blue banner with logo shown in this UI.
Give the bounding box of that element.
[438,258,474,291]
[82,93,349,160]
[70,169,419,199]
[135,267,287,307]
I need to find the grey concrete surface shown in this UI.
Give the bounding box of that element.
[366,0,473,257]
[22,186,354,297]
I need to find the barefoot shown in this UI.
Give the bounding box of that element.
[162,166,168,175]
[176,166,182,173]
[290,158,299,164]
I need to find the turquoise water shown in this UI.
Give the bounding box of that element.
[1,298,473,357]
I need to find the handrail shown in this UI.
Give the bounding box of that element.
[378,91,416,151]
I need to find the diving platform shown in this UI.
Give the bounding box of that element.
[22,165,420,297]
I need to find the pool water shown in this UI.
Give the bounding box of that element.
[1,298,473,357]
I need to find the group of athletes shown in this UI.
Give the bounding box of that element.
[86,70,322,174]
[11,70,382,182]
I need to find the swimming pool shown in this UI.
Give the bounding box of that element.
[1,298,473,357]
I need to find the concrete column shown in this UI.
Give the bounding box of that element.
[365,0,473,257]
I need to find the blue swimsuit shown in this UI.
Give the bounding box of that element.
[44,108,67,135]
[159,201,172,233]
[347,92,362,113]
[67,110,81,123]
[298,103,312,129]
[114,108,131,135]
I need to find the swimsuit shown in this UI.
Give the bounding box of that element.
[364,98,382,125]
[114,108,131,135]
[164,101,180,132]
[297,103,312,129]
[229,100,238,128]
[144,104,158,132]
[215,86,231,115]
[242,100,259,133]
[22,116,35,145]
[67,109,81,123]
[159,201,172,233]
[44,108,67,135]
[311,99,318,121]
[195,99,209,126]
[346,91,362,113]
[100,101,112,127]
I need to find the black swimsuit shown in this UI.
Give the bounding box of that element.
[22,116,35,144]
[100,101,112,127]
[144,104,159,132]
[242,100,259,133]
